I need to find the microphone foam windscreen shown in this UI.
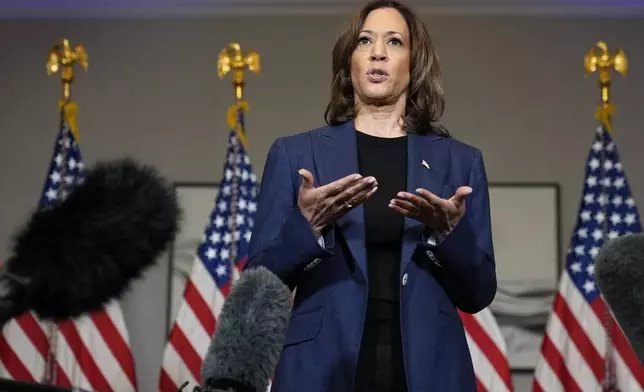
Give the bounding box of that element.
[595,233,644,364]
[201,266,292,392]
[7,157,182,320]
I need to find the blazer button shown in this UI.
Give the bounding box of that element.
[402,273,408,286]
[304,257,322,271]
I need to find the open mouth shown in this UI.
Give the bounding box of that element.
[366,68,388,83]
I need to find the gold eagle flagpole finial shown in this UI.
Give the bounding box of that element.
[217,42,260,102]
[584,41,627,132]
[46,38,88,102]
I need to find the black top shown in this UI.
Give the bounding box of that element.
[353,130,409,392]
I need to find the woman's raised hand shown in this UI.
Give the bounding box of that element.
[297,169,378,237]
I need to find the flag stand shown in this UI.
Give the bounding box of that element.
[159,43,262,392]
[584,40,628,392]
[217,43,260,280]
[42,38,88,386]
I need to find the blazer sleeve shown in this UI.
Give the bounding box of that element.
[245,138,335,290]
[420,150,497,313]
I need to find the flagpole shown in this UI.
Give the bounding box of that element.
[584,40,627,392]
[43,37,88,386]
[216,42,261,278]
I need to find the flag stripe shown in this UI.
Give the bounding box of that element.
[4,319,45,379]
[169,323,203,382]
[533,336,577,392]
[546,302,599,390]
[76,313,136,392]
[53,361,72,388]
[159,368,180,392]
[460,311,513,391]
[55,327,91,389]
[58,319,113,392]
[0,334,35,382]
[589,299,644,386]
[184,279,217,338]
[464,328,510,392]
[16,314,50,358]
[558,274,606,355]
[175,298,212,360]
[91,308,137,387]
[614,348,644,392]
[551,293,603,382]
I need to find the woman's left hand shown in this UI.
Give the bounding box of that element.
[389,186,472,232]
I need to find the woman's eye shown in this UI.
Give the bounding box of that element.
[389,38,403,46]
[358,36,371,45]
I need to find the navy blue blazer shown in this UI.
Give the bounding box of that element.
[246,120,497,392]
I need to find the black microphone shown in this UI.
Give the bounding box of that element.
[197,266,292,392]
[595,233,644,365]
[0,157,181,326]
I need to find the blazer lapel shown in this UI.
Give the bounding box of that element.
[311,121,368,280]
[400,132,448,273]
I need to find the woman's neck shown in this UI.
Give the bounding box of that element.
[354,96,406,138]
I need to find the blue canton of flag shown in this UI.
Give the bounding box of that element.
[566,124,642,303]
[39,114,85,208]
[197,110,259,289]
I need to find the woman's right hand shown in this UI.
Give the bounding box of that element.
[297,169,378,237]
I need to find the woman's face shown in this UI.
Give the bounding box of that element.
[350,7,411,106]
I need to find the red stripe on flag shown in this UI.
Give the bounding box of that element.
[0,335,35,382]
[184,281,216,337]
[460,311,513,391]
[91,311,137,386]
[475,376,487,392]
[54,361,72,387]
[552,294,603,382]
[57,320,113,392]
[590,298,644,385]
[236,257,248,271]
[159,368,179,392]
[169,326,202,383]
[532,379,544,392]
[16,314,50,358]
[539,334,583,392]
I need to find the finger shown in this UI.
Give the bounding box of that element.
[415,188,450,209]
[298,169,315,192]
[347,184,379,207]
[450,186,473,206]
[388,202,415,217]
[334,185,379,216]
[320,173,364,198]
[390,199,418,212]
[332,177,377,206]
[395,192,431,209]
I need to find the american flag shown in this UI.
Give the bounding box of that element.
[0,102,138,392]
[159,106,258,392]
[533,124,644,391]
[460,308,514,391]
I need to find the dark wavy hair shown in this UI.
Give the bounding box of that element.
[324,0,449,137]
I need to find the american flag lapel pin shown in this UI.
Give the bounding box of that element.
[422,160,430,170]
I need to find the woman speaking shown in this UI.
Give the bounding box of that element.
[246,1,497,391]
